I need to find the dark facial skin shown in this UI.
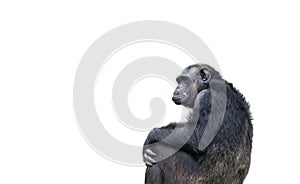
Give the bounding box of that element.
[172,66,211,108]
[172,74,198,108]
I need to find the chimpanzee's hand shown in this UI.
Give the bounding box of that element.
[143,147,157,166]
[143,143,178,166]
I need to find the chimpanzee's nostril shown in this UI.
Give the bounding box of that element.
[173,90,180,96]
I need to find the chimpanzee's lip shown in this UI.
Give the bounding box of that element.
[172,95,184,100]
[172,95,185,105]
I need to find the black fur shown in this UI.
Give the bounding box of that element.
[143,65,253,184]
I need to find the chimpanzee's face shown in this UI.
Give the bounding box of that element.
[172,66,211,108]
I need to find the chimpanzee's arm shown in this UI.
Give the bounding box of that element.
[144,123,180,145]
[144,123,201,153]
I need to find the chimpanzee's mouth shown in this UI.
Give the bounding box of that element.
[172,95,184,105]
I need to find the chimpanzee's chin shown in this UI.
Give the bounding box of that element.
[174,101,181,105]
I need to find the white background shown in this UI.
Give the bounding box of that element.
[1,1,300,183]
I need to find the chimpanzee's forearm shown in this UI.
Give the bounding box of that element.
[144,123,202,155]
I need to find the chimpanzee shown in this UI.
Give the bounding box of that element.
[143,64,253,184]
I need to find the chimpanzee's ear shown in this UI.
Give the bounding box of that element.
[199,67,211,83]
